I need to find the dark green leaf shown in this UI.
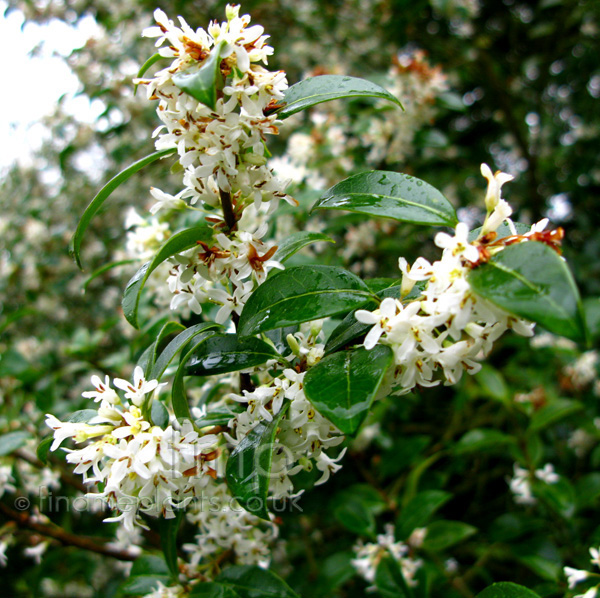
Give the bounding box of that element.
[374,555,414,598]
[468,241,586,342]
[314,171,457,227]
[186,334,280,376]
[189,583,241,597]
[528,398,584,432]
[277,75,402,119]
[533,477,576,519]
[172,41,225,109]
[195,405,243,429]
[120,575,171,595]
[583,297,600,341]
[272,231,334,263]
[122,226,213,329]
[141,321,187,379]
[226,403,290,520]
[517,555,561,582]
[0,431,31,456]
[70,149,175,269]
[216,565,300,598]
[263,326,298,355]
[422,520,477,551]
[575,473,600,510]
[396,490,452,540]
[238,265,373,337]
[333,485,386,537]
[475,582,541,598]
[159,508,184,580]
[36,437,53,464]
[453,429,516,454]
[171,331,220,422]
[151,322,223,381]
[130,555,170,577]
[304,345,393,435]
[151,400,170,428]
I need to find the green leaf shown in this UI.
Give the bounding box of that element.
[583,297,600,341]
[528,398,584,432]
[130,555,170,577]
[185,334,280,376]
[151,400,170,428]
[474,365,510,403]
[575,473,600,510]
[171,331,221,422]
[238,265,373,337]
[374,555,414,598]
[159,508,184,580]
[517,555,561,582]
[226,403,290,520]
[151,322,223,381]
[216,565,300,598]
[0,431,31,456]
[272,231,334,263]
[189,583,241,597]
[533,477,576,519]
[422,520,477,552]
[333,486,386,537]
[324,282,425,354]
[304,345,393,435]
[468,241,586,342]
[142,321,187,379]
[134,52,165,95]
[122,226,214,329]
[120,575,171,595]
[314,171,457,227]
[453,429,516,454]
[195,406,243,429]
[396,490,452,540]
[67,410,98,423]
[475,582,541,598]
[277,75,402,119]
[70,148,175,269]
[82,259,136,292]
[172,41,225,109]
[36,437,53,464]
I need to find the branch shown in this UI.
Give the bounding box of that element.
[219,188,237,231]
[0,500,138,561]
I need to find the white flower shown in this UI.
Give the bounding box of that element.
[434,222,479,263]
[565,566,590,588]
[534,463,560,484]
[355,297,400,349]
[480,163,514,211]
[113,367,161,407]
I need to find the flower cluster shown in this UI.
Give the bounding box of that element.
[352,524,424,588]
[508,462,560,506]
[225,324,345,498]
[45,367,222,530]
[136,6,294,320]
[564,547,600,598]
[354,164,542,394]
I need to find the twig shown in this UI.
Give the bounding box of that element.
[219,188,237,231]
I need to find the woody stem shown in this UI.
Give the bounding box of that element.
[220,188,236,231]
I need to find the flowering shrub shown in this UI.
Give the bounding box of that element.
[1,3,599,598]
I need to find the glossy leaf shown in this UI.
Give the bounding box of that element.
[159,508,184,580]
[189,583,241,598]
[422,520,477,551]
[468,241,586,342]
[0,431,31,456]
[238,265,373,337]
[151,322,223,381]
[272,231,334,263]
[36,437,53,464]
[277,74,402,119]
[226,403,289,520]
[142,321,186,379]
[122,226,213,329]
[172,41,225,109]
[216,565,300,598]
[476,582,541,598]
[70,148,175,269]
[304,345,393,435]
[171,331,220,422]
[151,400,170,428]
[375,555,414,598]
[313,171,457,226]
[186,334,280,376]
[396,490,452,540]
